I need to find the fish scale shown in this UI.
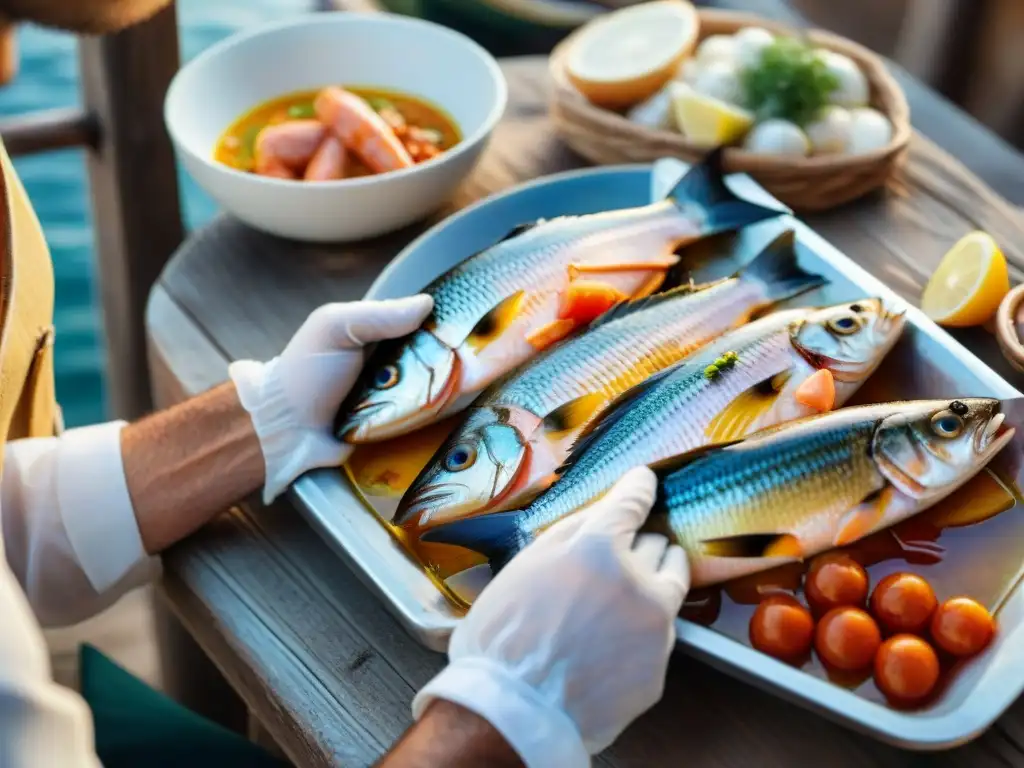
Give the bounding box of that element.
[427,205,693,348]
[486,277,767,416]
[339,149,789,444]
[659,421,881,547]
[420,299,910,574]
[520,311,805,533]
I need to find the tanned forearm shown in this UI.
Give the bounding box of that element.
[376,701,523,768]
[120,382,265,555]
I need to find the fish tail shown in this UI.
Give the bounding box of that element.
[738,229,827,305]
[667,147,786,236]
[420,511,526,576]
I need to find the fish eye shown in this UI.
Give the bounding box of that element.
[931,411,965,439]
[827,314,861,335]
[444,444,477,472]
[373,364,400,390]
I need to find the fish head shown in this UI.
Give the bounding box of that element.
[338,329,459,443]
[394,406,533,528]
[873,398,1014,502]
[790,298,906,399]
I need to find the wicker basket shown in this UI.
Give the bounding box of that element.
[549,9,911,211]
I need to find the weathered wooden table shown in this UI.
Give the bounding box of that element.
[147,52,1024,768]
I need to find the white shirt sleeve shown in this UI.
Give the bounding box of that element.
[1,421,160,626]
[0,421,160,767]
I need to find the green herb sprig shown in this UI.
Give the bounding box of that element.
[704,350,739,380]
[740,38,839,127]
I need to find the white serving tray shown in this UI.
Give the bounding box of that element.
[292,160,1024,750]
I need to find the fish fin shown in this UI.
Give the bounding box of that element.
[557,366,681,476]
[794,369,836,412]
[567,258,679,280]
[542,392,608,435]
[700,533,802,559]
[737,230,827,305]
[497,221,542,242]
[466,290,527,351]
[926,469,1015,530]
[763,534,804,559]
[588,280,710,329]
[632,270,668,300]
[558,281,629,324]
[419,510,525,575]
[666,147,788,236]
[835,486,893,547]
[705,369,794,443]
[648,439,742,477]
[525,318,577,351]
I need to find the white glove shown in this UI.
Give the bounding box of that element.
[412,467,689,767]
[229,295,433,504]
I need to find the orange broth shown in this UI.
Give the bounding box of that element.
[214,86,461,177]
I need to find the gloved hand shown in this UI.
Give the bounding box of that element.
[412,467,689,767]
[229,295,433,504]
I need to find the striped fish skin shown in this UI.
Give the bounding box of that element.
[420,299,907,569]
[489,277,767,417]
[395,231,825,528]
[335,150,785,444]
[397,278,770,528]
[652,399,1013,586]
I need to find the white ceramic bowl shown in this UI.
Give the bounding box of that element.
[164,12,507,242]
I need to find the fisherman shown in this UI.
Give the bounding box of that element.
[0,2,688,766]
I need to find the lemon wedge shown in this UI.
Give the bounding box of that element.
[671,84,754,145]
[921,232,1010,327]
[566,0,700,109]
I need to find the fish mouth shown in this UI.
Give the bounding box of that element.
[395,484,465,528]
[878,304,908,337]
[977,411,1014,454]
[338,401,397,443]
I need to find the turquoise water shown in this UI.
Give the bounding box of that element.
[0,0,311,427]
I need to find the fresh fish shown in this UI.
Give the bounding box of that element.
[421,298,907,571]
[336,149,786,443]
[396,230,826,528]
[645,398,1013,587]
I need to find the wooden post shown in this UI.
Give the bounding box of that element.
[78,3,185,420]
[892,0,984,99]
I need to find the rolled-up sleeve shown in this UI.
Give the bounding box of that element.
[1,421,159,627]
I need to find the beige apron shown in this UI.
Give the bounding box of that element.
[0,136,61,456]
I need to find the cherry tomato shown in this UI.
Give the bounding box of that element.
[750,595,814,661]
[873,635,941,703]
[805,554,869,614]
[815,607,882,671]
[930,597,995,657]
[870,572,937,634]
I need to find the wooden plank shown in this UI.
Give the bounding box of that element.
[150,55,1024,766]
[79,1,184,420]
[0,108,96,157]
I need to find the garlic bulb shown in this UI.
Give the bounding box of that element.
[744,119,810,156]
[818,50,869,107]
[693,61,742,105]
[805,106,853,154]
[846,107,893,153]
[695,34,737,68]
[677,57,702,84]
[628,81,688,130]
[733,27,775,70]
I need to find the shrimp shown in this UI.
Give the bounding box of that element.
[254,120,326,177]
[303,136,347,181]
[314,86,414,174]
